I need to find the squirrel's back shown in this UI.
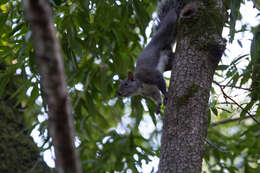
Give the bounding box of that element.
[117,1,180,113]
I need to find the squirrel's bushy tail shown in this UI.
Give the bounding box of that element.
[154,0,183,51]
[157,0,183,22]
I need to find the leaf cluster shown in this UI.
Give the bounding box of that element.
[1,0,160,172]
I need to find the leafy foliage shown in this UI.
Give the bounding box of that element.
[228,0,242,42]
[205,1,260,172]
[0,0,260,172]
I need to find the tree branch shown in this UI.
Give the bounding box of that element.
[213,81,252,91]
[253,0,260,11]
[213,81,260,126]
[159,1,226,172]
[205,139,231,153]
[210,114,256,127]
[24,0,81,172]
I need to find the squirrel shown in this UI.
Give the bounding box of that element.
[117,2,179,114]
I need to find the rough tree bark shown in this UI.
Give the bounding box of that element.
[158,0,226,172]
[0,65,49,172]
[24,0,81,173]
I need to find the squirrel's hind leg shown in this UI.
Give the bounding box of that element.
[135,68,167,98]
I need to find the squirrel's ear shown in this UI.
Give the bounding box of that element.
[128,72,134,81]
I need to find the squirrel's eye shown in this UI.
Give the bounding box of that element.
[124,83,128,86]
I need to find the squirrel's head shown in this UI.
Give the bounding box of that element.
[117,72,141,97]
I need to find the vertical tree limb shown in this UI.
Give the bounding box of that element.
[24,0,81,172]
[158,1,226,172]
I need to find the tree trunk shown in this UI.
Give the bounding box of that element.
[24,0,81,172]
[158,1,226,172]
[0,68,49,173]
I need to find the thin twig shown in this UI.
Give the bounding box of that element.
[253,0,260,11]
[213,81,260,126]
[205,138,231,153]
[210,114,256,127]
[218,102,238,105]
[213,81,252,91]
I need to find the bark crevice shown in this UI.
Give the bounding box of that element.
[158,0,225,172]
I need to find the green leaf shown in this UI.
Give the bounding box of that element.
[240,101,254,118]
[216,65,229,71]
[0,76,9,97]
[231,54,248,65]
[231,72,240,86]
[237,39,242,48]
[146,99,157,126]
[0,0,8,5]
[212,107,218,116]
[226,67,237,78]
[132,0,150,40]
[240,69,250,86]
[131,97,143,129]
[28,83,39,106]
[0,14,8,33]
[229,0,241,42]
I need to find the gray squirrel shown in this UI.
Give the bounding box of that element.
[117,4,178,114]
